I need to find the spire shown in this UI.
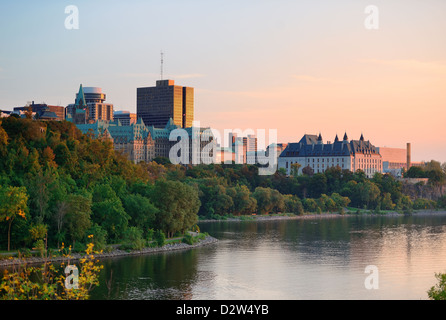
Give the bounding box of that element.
[75,84,87,109]
[360,133,364,141]
[334,134,339,142]
[343,132,348,141]
[317,132,323,145]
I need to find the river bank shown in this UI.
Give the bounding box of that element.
[198,209,446,223]
[0,235,218,268]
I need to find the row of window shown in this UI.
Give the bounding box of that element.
[307,158,344,163]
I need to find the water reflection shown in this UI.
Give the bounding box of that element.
[90,213,446,300]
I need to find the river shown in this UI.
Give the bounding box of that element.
[90,213,446,300]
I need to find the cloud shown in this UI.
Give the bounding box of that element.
[358,59,446,75]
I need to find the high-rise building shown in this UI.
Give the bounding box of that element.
[67,85,113,124]
[137,79,194,128]
[114,110,137,126]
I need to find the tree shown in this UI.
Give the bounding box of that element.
[428,272,446,300]
[290,163,301,177]
[307,173,327,198]
[252,187,273,214]
[53,200,70,248]
[302,165,314,176]
[228,185,257,215]
[65,194,92,248]
[151,180,200,238]
[123,193,158,232]
[405,166,425,178]
[0,186,28,251]
[381,192,395,211]
[284,195,304,215]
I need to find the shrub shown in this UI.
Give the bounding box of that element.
[123,226,145,250]
[155,230,166,247]
[182,233,195,245]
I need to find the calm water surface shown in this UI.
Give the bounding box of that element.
[90,213,446,300]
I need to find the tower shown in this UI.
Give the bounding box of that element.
[137,79,194,128]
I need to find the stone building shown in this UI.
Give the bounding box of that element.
[76,118,155,164]
[278,133,383,178]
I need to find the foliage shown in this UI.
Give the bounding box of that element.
[122,226,145,250]
[0,238,102,300]
[428,272,446,300]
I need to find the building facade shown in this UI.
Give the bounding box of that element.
[278,133,383,178]
[147,118,215,164]
[378,143,424,177]
[67,85,113,124]
[113,110,137,126]
[137,79,194,128]
[76,119,155,164]
[14,102,65,121]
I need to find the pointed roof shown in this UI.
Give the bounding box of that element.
[343,132,348,141]
[317,132,322,141]
[75,84,87,109]
[334,134,339,142]
[360,133,364,141]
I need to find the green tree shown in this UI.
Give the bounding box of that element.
[381,192,395,211]
[428,272,446,300]
[229,185,257,215]
[252,187,273,214]
[151,180,200,238]
[65,194,92,249]
[91,183,130,241]
[123,193,158,232]
[284,195,304,215]
[0,186,28,251]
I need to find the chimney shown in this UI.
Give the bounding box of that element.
[406,143,411,170]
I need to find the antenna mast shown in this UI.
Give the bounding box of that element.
[160,51,164,80]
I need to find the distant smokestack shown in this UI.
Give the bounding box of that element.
[406,143,411,170]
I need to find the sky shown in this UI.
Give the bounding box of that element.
[0,0,445,162]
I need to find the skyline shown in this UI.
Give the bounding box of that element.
[1,1,445,162]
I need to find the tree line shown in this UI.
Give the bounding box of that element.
[0,117,199,252]
[1,117,446,252]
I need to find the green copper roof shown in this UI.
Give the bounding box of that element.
[75,84,87,109]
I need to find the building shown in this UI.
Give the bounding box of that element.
[0,110,11,118]
[114,110,137,126]
[227,133,258,164]
[278,133,383,178]
[137,79,194,128]
[147,118,215,164]
[76,118,155,164]
[14,102,65,121]
[217,147,235,163]
[67,85,113,124]
[378,143,424,177]
[246,134,258,153]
